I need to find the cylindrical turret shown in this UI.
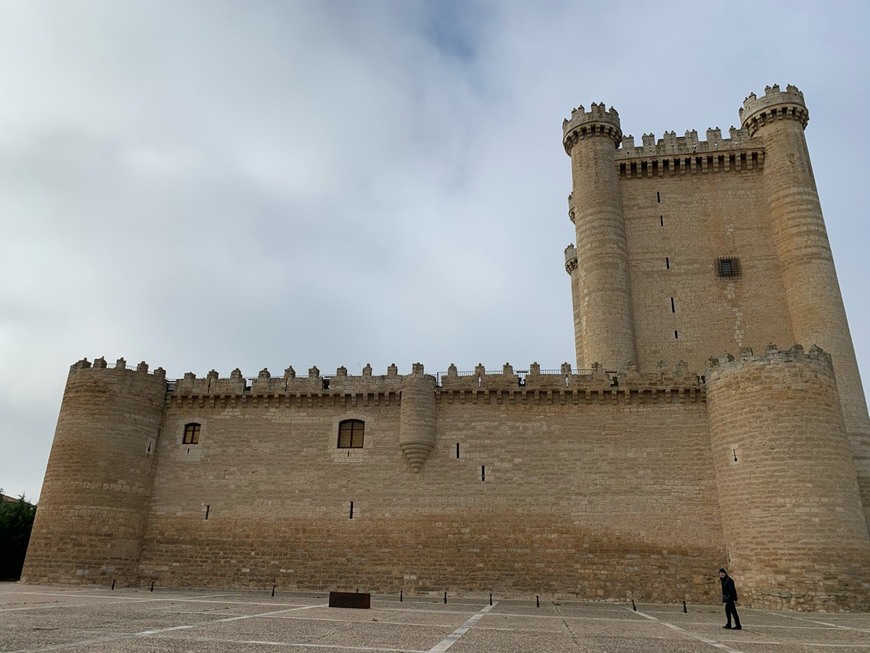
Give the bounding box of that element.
[22,357,167,585]
[564,242,583,368]
[399,363,437,472]
[563,103,636,370]
[706,346,870,611]
[741,85,870,524]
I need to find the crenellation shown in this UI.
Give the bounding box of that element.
[562,102,622,152]
[740,83,808,135]
[616,125,758,160]
[69,356,162,380]
[168,363,431,398]
[707,343,832,374]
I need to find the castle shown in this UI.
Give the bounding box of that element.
[23,85,870,611]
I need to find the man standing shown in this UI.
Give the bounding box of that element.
[719,568,742,630]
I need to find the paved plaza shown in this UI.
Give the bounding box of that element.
[1,583,869,652]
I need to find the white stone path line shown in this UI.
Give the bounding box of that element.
[633,608,747,653]
[7,603,327,653]
[426,602,497,652]
[757,609,870,634]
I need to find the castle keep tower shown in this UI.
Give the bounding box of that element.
[22,358,166,584]
[564,85,870,528]
[563,104,637,370]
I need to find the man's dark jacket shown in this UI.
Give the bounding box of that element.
[721,575,738,602]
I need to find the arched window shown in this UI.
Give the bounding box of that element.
[183,423,201,444]
[338,420,364,449]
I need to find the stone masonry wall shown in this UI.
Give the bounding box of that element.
[618,148,794,374]
[138,367,723,604]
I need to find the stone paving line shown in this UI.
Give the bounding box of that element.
[2,586,870,652]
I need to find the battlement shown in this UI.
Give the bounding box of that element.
[562,102,622,152]
[160,360,706,403]
[70,356,166,380]
[617,125,757,157]
[706,343,833,376]
[614,126,764,178]
[171,362,413,398]
[739,84,808,135]
[437,361,704,400]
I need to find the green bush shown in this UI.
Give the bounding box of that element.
[0,492,37,580]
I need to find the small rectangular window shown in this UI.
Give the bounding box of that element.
[717,257,741,278]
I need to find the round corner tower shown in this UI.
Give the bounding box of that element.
[706,346,870,611]
[22,357,167,586]
[742,85,870,522]
[563,103,636,370]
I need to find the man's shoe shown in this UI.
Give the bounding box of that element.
[723,625,732,629]
[734,626,742,630]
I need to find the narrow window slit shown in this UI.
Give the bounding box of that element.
[456,443,460,458]
[674,330,679,340]
[665,257,670,269]
[670,297,676,313]
[481,466,486,482]
[659,215,664,227]
[349,501,354,519]
[204,505,210,520]
[656,191,661,203]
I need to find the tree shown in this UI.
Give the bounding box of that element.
[0,491,37,580]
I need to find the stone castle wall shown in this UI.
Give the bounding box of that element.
[138,362,722,603]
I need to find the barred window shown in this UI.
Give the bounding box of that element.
[182,423,201,445]
[717,257,741,278]
[338,420,365,449]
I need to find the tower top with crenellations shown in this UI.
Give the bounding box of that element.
[739,84,808,135]
[562,103,622,152]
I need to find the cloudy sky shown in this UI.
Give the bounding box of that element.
[1,1,868,500]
